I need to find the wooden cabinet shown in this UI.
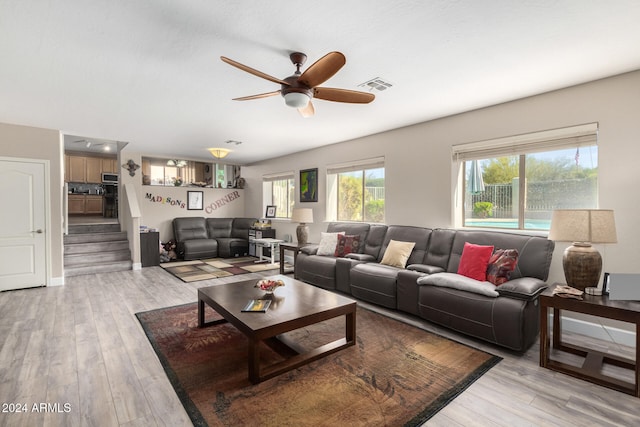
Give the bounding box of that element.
[68,156,86,182]
[68,195,86,214]
[68,194,103,215]
[140,232,160,267]
[85,195,103,214]
[101,158,117,174]
[65,154,118,183]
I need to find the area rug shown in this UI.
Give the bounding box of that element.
[160,257,285,282]
[136,303,502,426]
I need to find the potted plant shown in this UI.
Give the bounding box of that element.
[473,201,494,218]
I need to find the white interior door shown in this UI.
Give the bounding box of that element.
[0,159,47,291]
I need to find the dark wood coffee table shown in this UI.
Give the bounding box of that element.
[197,275,357,384]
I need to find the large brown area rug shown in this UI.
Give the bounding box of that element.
[136,302,501,426]
[160,257,285,282]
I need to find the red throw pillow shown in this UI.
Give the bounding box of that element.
[335,234,361,257]
[457,242,495,281]
[486,249,519,285]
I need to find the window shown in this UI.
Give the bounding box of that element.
[327,157,385,223]
[454,124,598,230]
[263,172,295,218]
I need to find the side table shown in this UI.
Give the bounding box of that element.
[252,238,284,264]
[279,242,313,274]
[539,283,640,397]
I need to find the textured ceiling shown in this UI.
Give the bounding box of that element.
[2,1,640,164]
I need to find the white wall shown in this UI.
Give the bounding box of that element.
[242,70,640,332]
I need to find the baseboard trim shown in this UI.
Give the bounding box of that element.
[49,276,65,286]
[557,314,636,348]
[132,263,142,271]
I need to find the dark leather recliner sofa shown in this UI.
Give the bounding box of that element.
[172,217,257,260]
[294,222,554,352]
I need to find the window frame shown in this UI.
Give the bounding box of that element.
[262,172,295,219]
[453,123,599,230]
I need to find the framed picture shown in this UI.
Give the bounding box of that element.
[602,272,610,295]
[265,205,277,218]
[187,191,203,210]
[300,168,318,202]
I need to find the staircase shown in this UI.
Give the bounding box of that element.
[64,223,132,277]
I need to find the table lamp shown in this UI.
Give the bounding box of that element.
[548,209,617,291]
[291,208,313,244]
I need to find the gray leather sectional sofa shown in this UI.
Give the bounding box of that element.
[172,217,257,260]
[294,222,554,351]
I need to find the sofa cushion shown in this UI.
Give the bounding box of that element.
[335,234,360,257]
[380,240,415,268]
[417,272,499,298]
[486,249,519,285]
[317,232,345,256]
[457,242,494,281]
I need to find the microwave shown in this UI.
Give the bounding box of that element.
[102,173,119,184]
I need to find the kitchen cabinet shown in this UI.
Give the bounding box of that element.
[68,194,103,215]
[68,195,85,214]
[86,157,102,183]
[68,156,86,182]
[101,158,117,174]
[85,195,103,214]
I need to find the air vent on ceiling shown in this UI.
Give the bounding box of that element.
[358,77,393,92]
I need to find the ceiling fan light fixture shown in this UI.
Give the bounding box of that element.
[208,148,231,159]
[284,92,310,108]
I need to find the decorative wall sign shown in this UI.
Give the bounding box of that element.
[145,193,186,209]
[204,190,241,214]
[300,168,318,202]
[187,191,204,210]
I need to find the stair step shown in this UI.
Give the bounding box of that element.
[64,260,133,277]
[64,231,127,244]
[65,250,131,266]
[68,223,120,234]
[64,240,130,255]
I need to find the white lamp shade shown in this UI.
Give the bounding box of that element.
[208,148,231,159]
[283,92,310,108]
[291,208,313,224]
[548,209,617,243]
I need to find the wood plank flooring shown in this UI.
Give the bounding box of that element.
[0,267,638,427]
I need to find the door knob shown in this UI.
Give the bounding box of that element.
[31,229,43,234]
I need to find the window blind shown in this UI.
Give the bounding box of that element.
[452,123,598,161]
[327,156,385,175]
[262,171,294,182]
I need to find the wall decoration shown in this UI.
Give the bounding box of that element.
[265,205,277,218]
[300,168,318,202]
[204,190,241,214]
[123,159,140,177]
[187,191,204,210]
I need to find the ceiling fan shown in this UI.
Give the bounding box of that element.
[220,51,375,117]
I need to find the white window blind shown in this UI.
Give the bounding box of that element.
[327,156,385,175]
[262,171,294,182]
[452,123,598,161]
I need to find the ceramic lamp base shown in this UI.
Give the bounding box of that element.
[296,224,309,245]
[563,243,602,291]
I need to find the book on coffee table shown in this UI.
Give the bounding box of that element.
[242,299,271,312]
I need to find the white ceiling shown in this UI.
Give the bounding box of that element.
[2,1,640,165]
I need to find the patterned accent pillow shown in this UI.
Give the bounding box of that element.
[457,242,495,281]
[316,232,345,256]
[334,234,361,257]
[486,249,519,286]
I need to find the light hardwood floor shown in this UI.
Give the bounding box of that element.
[0,267,638,427]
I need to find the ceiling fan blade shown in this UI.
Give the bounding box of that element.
[298,100,315,118]
[232,91,281,101]
[298,52,346,87]
[313,87,375,104]
[221,56,290,86]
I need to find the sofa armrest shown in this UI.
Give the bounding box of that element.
[497,277,549,300]
[299,244,319,255]
[406,264,445,274]
[345,253,376,262]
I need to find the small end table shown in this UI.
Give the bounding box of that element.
[539,283,639,397]
[279,242,313,274]
[252,238,284,264]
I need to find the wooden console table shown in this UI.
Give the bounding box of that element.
[539,284,639,397]
[278,242,314,274]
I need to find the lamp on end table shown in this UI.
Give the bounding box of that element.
[548,209,617,291]
[291,208,313,245]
